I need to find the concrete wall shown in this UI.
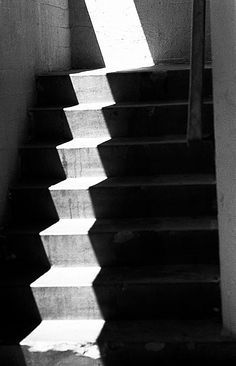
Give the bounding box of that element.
[0,0,71,225]
[70,0,211,69]
[210,0,236,335]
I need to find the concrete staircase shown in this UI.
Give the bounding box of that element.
[2,65,236,365]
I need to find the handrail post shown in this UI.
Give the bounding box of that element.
[187,0,206,143]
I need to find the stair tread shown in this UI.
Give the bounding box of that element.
[22,135,214,149]
[9,216,218,235]
[20,318,234,349]
[20,319,105,347]
[14,174,216,190]
[0,263,219,287]
[38,63,211,77]
[31,265,219,288]
[30,99,213,112]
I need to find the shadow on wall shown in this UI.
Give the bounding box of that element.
[69,0,212,70]
[69,0,105,69]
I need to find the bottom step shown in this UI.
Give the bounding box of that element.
[3,319,236,365]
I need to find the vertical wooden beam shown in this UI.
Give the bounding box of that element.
[187,0,206,143]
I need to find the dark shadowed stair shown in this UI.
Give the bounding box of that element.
[2,65,236,365]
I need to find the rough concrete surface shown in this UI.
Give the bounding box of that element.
[0,0,71,225]
[70,0,212,69]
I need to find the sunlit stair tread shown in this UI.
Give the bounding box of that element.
[14,177,106,190]
[30,265,219,288]
[13,174,216,190]
[19,319,236,365]
[30,99,213,112]
[20,318,231,349]
[38,63,211,77]
[20,319,105,347]
[8,217,218,236]
[22,137,109,148]
[21,135,214,149]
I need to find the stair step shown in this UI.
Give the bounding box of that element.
[30,100,213,139]
[20,136,215,178]
[2,62,220,365]
[15,174,216,188]
[16,319,236,365]
[11,175,217,221]
[0,262,219,322]
[8,217,218,266]
[36,65,212,106]
[0,263,219,321]
[28,265,220,320]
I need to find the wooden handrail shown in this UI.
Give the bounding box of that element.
[187,0,206,143]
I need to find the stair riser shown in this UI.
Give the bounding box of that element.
[30,104,213,139]
[8,230,219,266]
[12,185,217,220]
[32,282,220,320]
[20,143,215,179]
[36,69,212,106]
